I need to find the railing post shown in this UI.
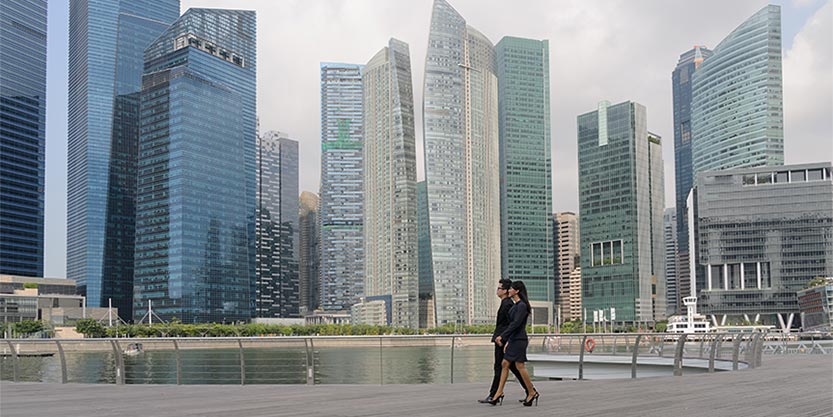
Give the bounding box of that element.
[755,333,765,367]
[5,340,18,382]
[450,336,455,384]
[708,334,722,373]
[110,340,124,384]
[673,335,686,376]
[731,335,743,371]
[173,340,182,385]
[578,335,587,380]
[55,340,67,384]
[699,337,705,358]
[379,337,383,385]
[238,338,245,385]
[631,334,642,379]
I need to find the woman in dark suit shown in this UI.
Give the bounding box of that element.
[490,281,540,406]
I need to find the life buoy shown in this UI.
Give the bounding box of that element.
[584,338,596,352]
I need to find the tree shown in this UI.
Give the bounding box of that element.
[13,320,44,336]
[654,321,668,333]
[75,318,106,338]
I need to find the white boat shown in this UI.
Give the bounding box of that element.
[123,343,144,356]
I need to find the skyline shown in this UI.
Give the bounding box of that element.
[40,0,833,278]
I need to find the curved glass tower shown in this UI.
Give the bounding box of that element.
[423,0,500,325]
[691,5,783,177]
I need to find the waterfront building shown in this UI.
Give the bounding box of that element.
[319,62,364,313]
[692,163,833,330]
[671,45,712,298]
[256,131,299,318]
[133,8,257,323]
[798,278,833,332]
[66,0,179,316]
[555,212,580,322]
[577,101,666,323]
[423,0,500,325]
[362,39,418,328]
[0,275,117,328]
[299,191,320,314]
[496,36,553,325]
[0,0,47,277]
[664,208,679,315]
[350,295,390,326]
[691,5,784,178]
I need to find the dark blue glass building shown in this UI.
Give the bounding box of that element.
[0,0,47,277]
[133,8,257,323]
[67,0,179,317]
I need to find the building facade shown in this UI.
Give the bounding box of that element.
[0,0,47,277]
[664,208,679,315]
[798,278,833,332]
[66,0,179,316]
[362,39,418,328]
[496,36,554,325]
[319,62,364,313]
[692,163,833,330]
[691,5,784,178]
[417,181,435,328]
[133,8,257,323]
[299,191,319,314]
[256,131,299,318]
[554,212,580,322]
[578,101,666,323]
[423,0,500,325]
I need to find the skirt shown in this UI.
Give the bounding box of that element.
[504,339,528,363]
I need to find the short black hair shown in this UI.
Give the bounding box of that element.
[498,279,513,290]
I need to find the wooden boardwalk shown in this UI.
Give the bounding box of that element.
[2,355,830,417]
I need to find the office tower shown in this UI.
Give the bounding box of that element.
[496,36,553,325]
[0,0,47,276]
[692,163,833,330]
[299,191,319,314]
[691,5,783,178]
[133,8,257,323]
[417,181,435,328]
[577,101,666,323]
[256,131,299,318]
[671,45,712,299]
[423,0,500,325]
[67,0,179,316]
[361,39,418,328]
[568,267,582,323]
[319,62,364,312]
[664,208,679,316]
[555,212,580,321]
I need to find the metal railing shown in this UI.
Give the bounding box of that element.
[2,332,822,385]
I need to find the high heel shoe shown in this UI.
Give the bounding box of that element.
[522,391,539,407]
[487,394,504,406]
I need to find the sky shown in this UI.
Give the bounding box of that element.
[42,0,833,278]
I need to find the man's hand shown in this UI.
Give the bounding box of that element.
[495,336,503,347]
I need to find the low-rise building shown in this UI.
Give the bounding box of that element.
[798,278,833,332]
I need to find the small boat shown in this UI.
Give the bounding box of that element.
[123,343,144,356]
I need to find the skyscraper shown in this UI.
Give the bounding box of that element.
[0,0,47,277]
[256,131,299,318]
[299,191,320,314]
[423,0,500,325]
[663,208,679,316]
[577,101,665,323]
[319,63,364,312]
[671,45,712,299]
[496,36,553,325]
[691,5,784,178]
[361,39,418,328]
[554,212,580,322]
[417,181,434,328]
[133,8,257,323]
[67,0,179,316]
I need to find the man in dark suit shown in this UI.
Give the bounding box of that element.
[478,279,529,403]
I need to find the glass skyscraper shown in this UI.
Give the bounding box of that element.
[67,0,179,316]
[578,101,666,323]
[671,45,712,298]
[663,208,679,315]
[319,63,364,312]
[692,163,833,330]
[256,131,299,318]
[298,191,319,314]
[133,8,257,323]
[423,0,500,325]
[496,36,553,325]
[362,39,418,329]
[555,212,580,322]
[691,5,784,177]
[417,180,434,328]
[0,0,47,277]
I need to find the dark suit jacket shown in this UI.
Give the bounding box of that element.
[499,300,529,343]
[491,297,514,343]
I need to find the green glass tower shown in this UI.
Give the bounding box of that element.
[577,101,666,324]
[495,36,554,325]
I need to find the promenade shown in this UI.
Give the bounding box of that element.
[1,355,830,417]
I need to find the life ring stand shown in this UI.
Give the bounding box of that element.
[584,338,596,352]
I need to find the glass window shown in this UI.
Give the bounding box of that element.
[742,174,756,185]
[808,169,823,181]
[791,170,806,182]
[756,173,772,184]
[775,171,788,183]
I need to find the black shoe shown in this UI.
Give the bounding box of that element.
[478,396,493,404]
[522,392,540,407]
[487,395,504,406]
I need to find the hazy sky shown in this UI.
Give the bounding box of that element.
[42,0,832,277]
